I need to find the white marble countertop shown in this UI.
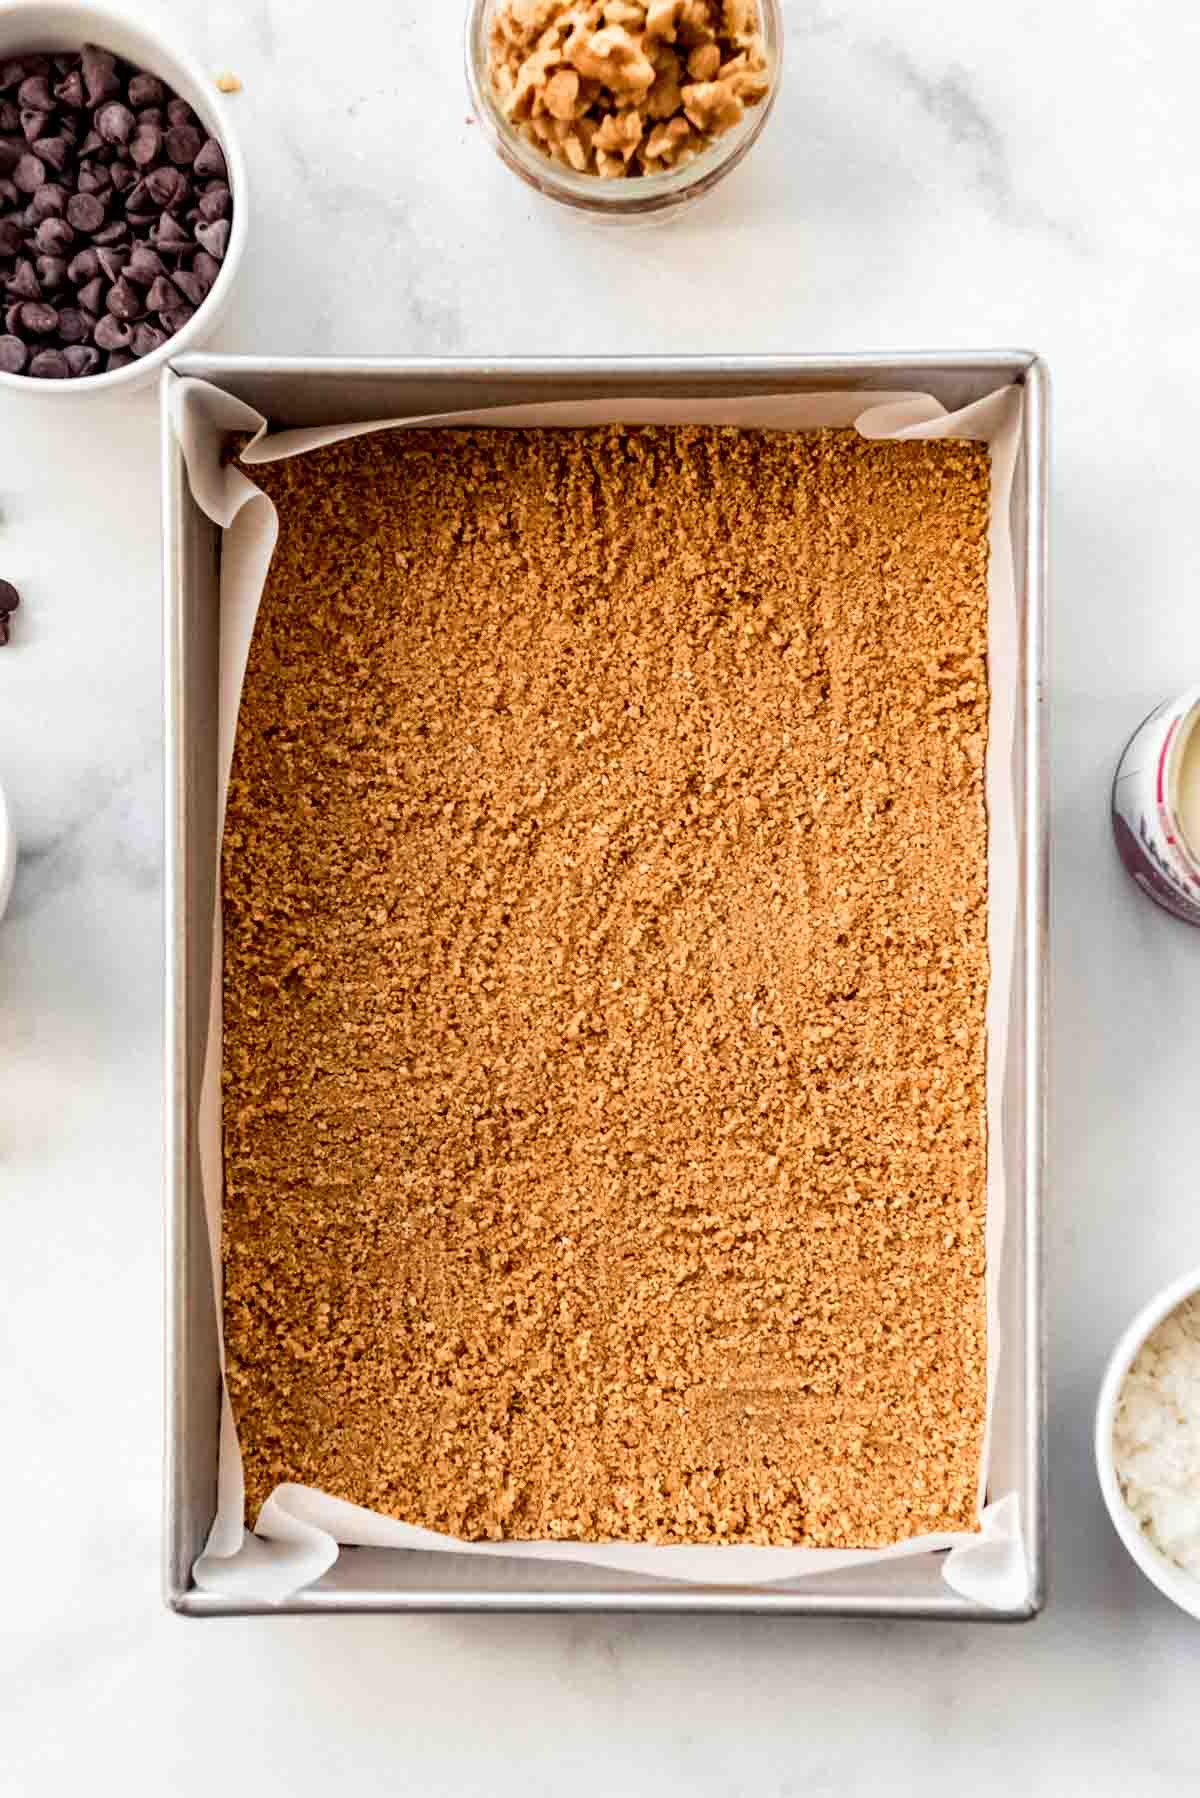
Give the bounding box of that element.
[3,0,1200,1789]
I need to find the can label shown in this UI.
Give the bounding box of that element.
[1112,689,1200,927]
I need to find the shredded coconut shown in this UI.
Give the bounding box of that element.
[1113,1293,1200,1578]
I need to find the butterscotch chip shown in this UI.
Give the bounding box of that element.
[223,425,991,1548]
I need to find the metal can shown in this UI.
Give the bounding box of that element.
[1112,685,1200,926]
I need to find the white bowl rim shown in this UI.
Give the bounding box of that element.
[1095,1261,1200,1620]
[0,0,247,396]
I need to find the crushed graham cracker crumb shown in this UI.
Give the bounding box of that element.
[222,425,991,1548]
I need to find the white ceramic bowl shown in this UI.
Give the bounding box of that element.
[0,773,14,921]
[1095,1264,1200,1620]
[0,0,247,395]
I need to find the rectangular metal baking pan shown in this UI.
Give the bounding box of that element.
[163,353,1049,1619]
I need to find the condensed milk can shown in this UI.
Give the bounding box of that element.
[1112,684,1200,925]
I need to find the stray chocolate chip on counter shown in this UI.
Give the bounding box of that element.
[214,72,242,94]
[0,577,20,645]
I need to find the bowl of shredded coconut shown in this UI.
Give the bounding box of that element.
[1097,1267,1200,1618]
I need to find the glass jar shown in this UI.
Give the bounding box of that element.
[465,0,783,221]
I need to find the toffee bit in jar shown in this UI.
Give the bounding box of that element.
[488,0,771,177]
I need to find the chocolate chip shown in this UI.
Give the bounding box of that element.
[159,301,195,335]
[56,305,90,343]
[0,578,19,614]
[66,190,105,232]
[33,134,70,173]
[0,216,22,255]
[164,123,204,167]
[17,74,53,112]
[96,100,134,145]
[54,68,85,110]
[145,165,188,210]
[96,245,128,282]
[153,212,190,251]
[171,268,207,306]
[93,314,131,350]
[192,249,221,290]
[63,343,100,376]
[81,45,120,107]
[67,246,99,283]
[34,216,73,256]
[13,151,45,193]
[19,300,58,335]
[145,273,178,312]
[76,276,105,314]
[4,301,24,334]
[5,259,40,299]
[0,61,27,94]
[194,216,230,261]
[105,348,134,371]
[131,320,165,357]
[20,110,50,145]
[128,72,164,108]
[166,97,197,128]
[79,127,103,157]
[125,244,163,285]
[36,255,67,289]
[193,137,227,180]
[93,219,130,253]
[77,161,112,194]
[0,139,19,178]
[29,346,69,378]
[105,275,142,320]
[129,122,161,167]
[109,159,137,193]
[0,178,17,208]
[0,334,27,373]
[197,182,231,222]
[31,182,66,219]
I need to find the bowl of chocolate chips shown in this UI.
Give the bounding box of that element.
[0,3,245,390]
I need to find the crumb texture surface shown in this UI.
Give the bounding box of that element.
[222,424,991,1547]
